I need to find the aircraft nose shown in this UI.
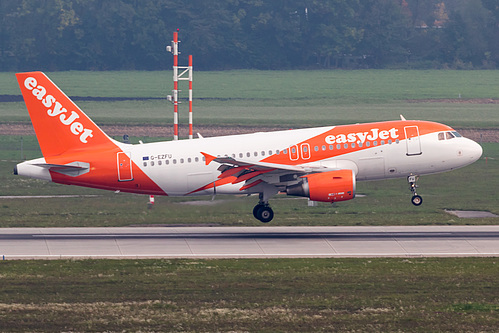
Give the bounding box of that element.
[463,139,483,163]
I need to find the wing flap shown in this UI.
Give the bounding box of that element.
[202,151,306,173]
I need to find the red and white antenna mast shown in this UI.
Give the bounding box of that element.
[167,30,193,140]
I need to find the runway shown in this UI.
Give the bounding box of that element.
[1,225,499,259]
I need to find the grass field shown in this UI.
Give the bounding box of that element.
[1,70,499,127]
[2,70,499,100]
[0,258,497,332]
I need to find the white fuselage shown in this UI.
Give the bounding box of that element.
[113,125,482,196]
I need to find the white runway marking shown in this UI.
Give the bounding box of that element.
[1,226,498,260]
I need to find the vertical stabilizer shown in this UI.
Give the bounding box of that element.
[16,72,114,157]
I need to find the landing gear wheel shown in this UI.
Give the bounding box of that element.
[411,195,423,206]
[407,174,423,206]
[253,205,262,220]
[254,205,274,223]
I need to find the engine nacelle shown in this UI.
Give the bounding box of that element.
[286,169,356,202]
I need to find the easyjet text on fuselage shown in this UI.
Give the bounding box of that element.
[325,128,399,145]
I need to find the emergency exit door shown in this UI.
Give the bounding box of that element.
[117,152,133,181]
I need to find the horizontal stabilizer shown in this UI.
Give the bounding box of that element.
[34,161,90,177]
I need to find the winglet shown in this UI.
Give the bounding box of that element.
[400,114,407,121]
[201,152,217,165]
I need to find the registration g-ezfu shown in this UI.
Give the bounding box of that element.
[150,154,173,160]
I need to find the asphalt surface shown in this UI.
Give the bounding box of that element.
[1,225,499,259]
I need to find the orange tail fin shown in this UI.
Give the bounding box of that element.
[16,72,113,157]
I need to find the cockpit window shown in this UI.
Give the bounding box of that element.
[439,131,462,141]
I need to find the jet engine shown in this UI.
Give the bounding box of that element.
[286,169,356,202]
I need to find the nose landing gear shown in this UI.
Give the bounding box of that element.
[408,174,423,206]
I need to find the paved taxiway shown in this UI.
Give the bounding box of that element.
[1,226,499,259]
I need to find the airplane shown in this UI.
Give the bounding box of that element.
[14,72,483,222]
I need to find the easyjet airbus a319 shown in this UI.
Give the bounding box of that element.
[14,72,482,222]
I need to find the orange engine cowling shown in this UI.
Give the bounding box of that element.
[286,169,356,202]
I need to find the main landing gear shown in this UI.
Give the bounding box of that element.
[253,193,274,223]
[408,174,423,206]
[253,204,274,223]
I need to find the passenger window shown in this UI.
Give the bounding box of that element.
[314,146,319,152]
[151,161,155,166]
[180,158,184,163]
[143,162,147,167]
[188,158,192,163]
[322,145,326,151]
[344,143,348,149]
[261,151,265,156]
[158,160,162,166]
[337,144,341,150]
[329,145,334,150]
[194,157,198,162]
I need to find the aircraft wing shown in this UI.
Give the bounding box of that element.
[200,152,339,192]
[205,154,306,172]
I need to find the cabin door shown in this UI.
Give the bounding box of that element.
[404,126,422,156]
[117,152,133,181]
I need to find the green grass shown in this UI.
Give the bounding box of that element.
[2,70,499,127]
[2,99,498,128]
[0,258,497,332]
[3,70,499,100]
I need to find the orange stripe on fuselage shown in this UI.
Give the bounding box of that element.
[46,145,167,195]
[187,176,237,195]
[262,120,452,165]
